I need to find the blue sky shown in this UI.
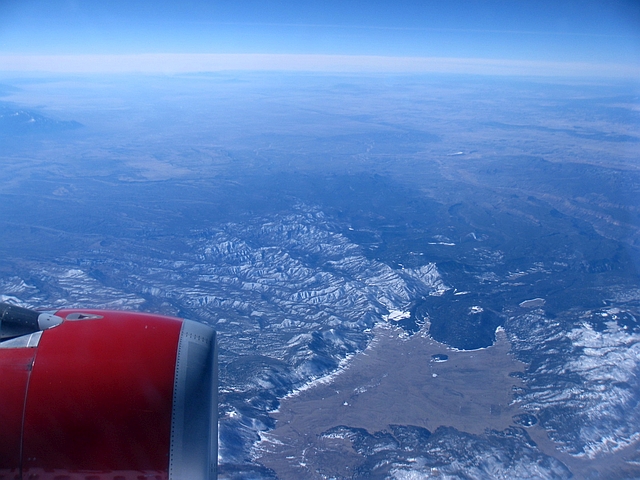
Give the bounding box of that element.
[0,0,638,75]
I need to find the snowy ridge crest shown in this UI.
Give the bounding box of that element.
[508,308,640,458]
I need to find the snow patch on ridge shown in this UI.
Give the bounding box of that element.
[509,309,640,458]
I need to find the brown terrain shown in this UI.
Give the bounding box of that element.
[256,324,530,478]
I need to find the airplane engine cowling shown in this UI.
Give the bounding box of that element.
[0,306,217,480]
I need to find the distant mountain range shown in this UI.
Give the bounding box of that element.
[0,103,82,135]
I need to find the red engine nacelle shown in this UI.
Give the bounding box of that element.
[0,304,217,480]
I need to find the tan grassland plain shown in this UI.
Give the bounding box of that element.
[257,324,528,478]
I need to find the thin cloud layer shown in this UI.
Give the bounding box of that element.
[1,53,638,78]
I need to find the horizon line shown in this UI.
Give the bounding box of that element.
[0,53,638,78]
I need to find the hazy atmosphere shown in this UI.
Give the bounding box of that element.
[1,0,639,74]
[1,1,639,479]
